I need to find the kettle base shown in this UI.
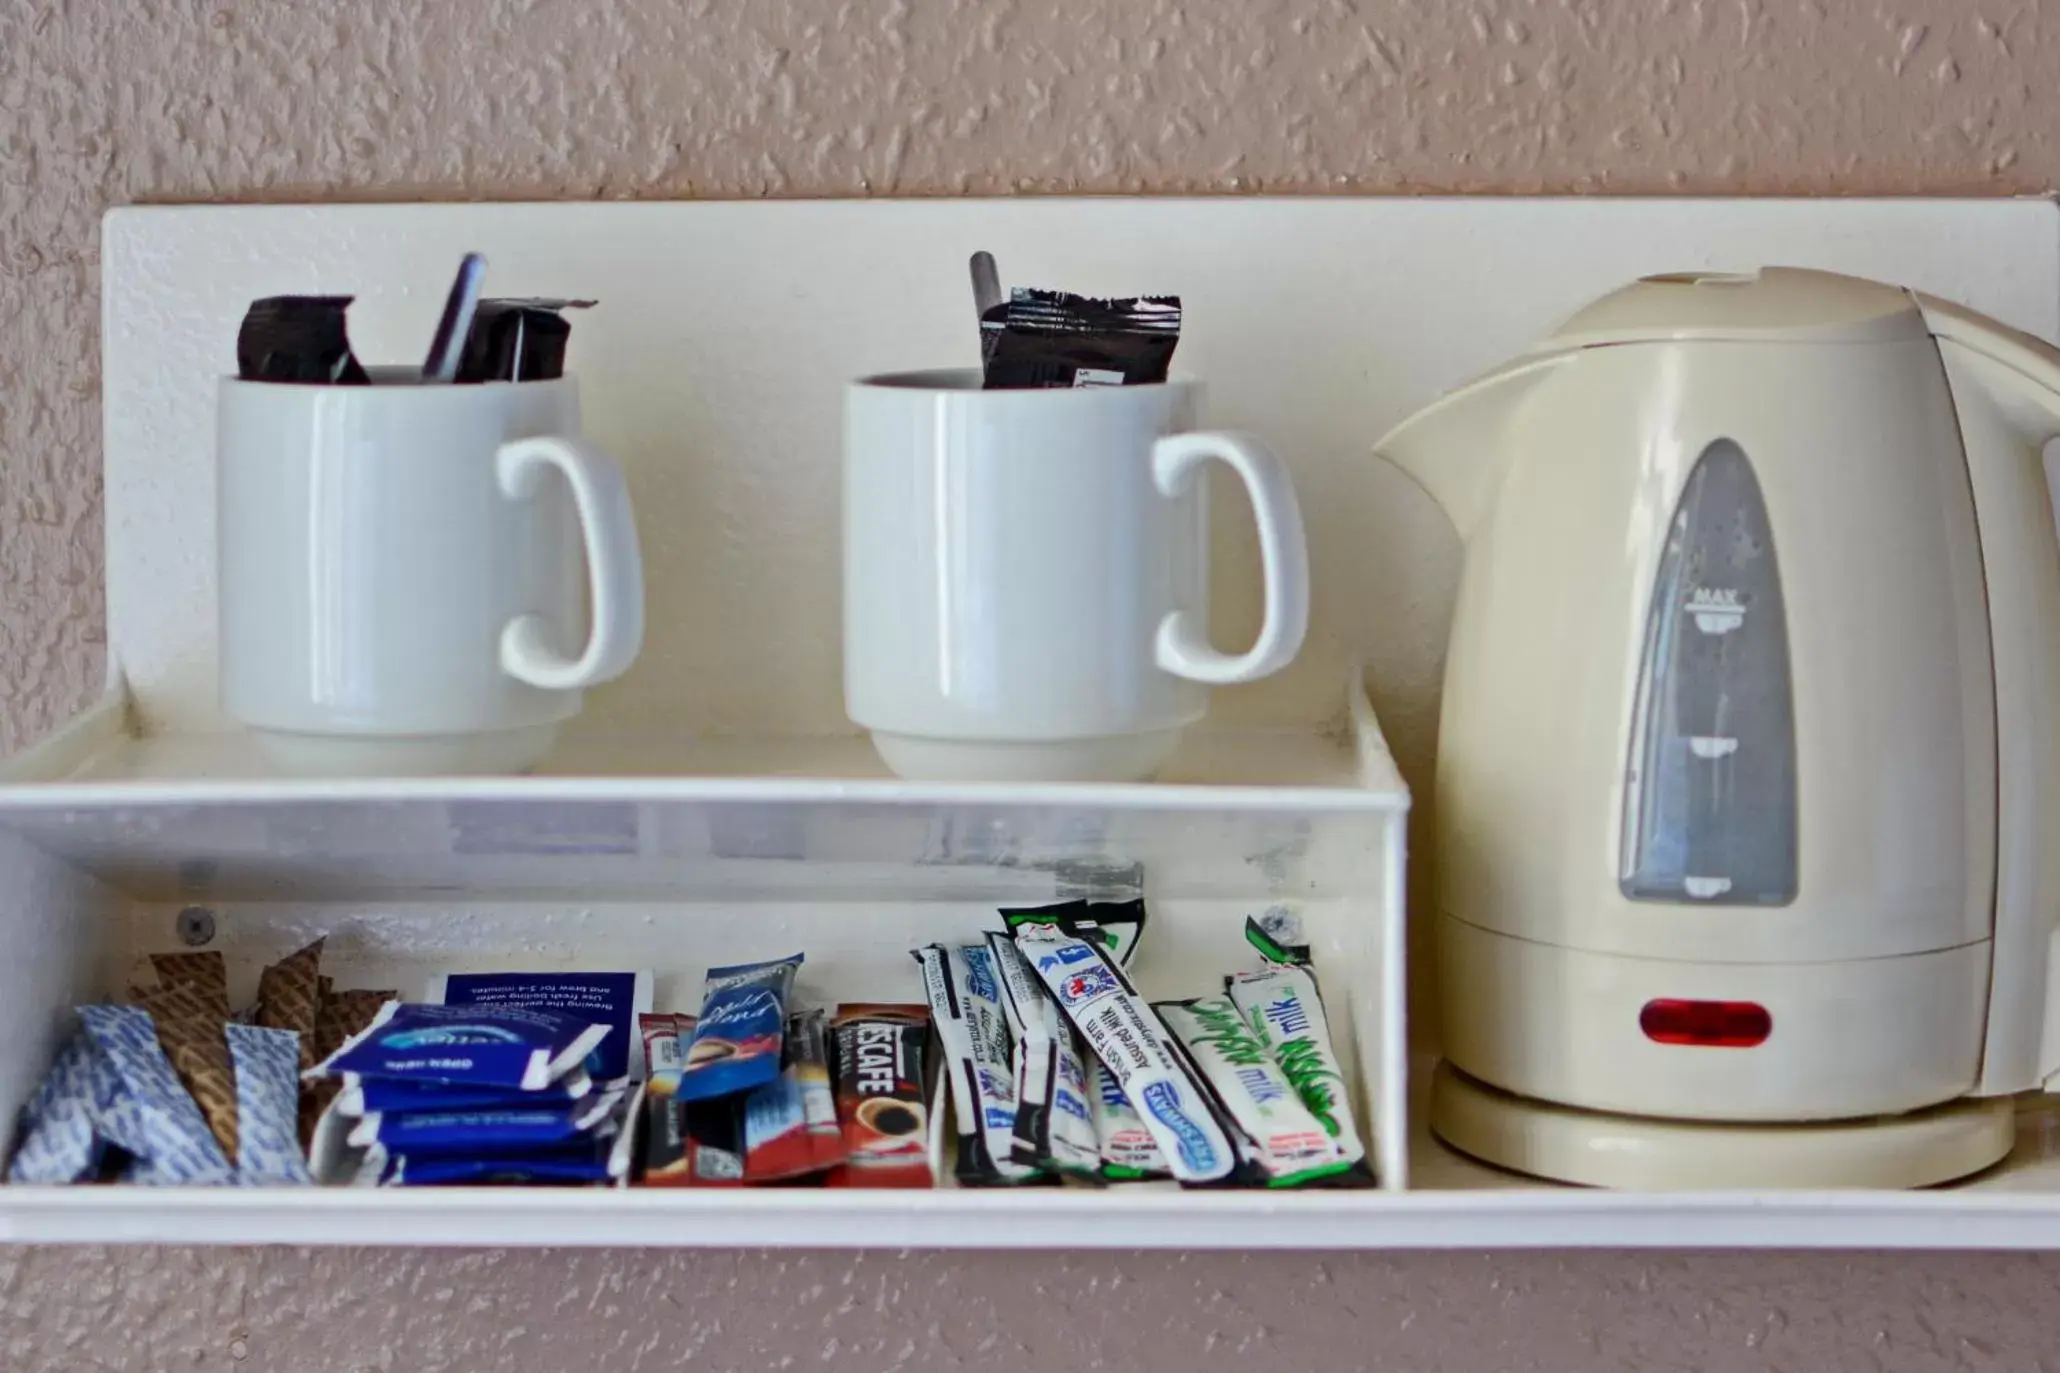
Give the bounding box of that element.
[1430,1061,2016,1190]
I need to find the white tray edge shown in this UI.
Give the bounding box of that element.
[0,674,1411,814]
[5,1185,2058,1250]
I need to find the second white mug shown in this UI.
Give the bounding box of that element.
[843,369,1309,782]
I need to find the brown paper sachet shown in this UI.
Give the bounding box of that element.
[255,938,325,1071]
[313,989,394,1062]
[131,981,239,1164]
[149,951,231,1021]
[298,987,396,1149]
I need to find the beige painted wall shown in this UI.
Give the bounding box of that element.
[5,1,2060,1367]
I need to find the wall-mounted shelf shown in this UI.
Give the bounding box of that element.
[1,196,2056,1247]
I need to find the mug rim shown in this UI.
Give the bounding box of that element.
[219,368,578,392]
[852,366,1198,393]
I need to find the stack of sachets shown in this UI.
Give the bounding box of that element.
[8,946,335,1187]
[237,293,593,385]
[639,954,849,1186]
[918,901,1376,1190]
[913,901,1146,1186]
[307,971,649,1187]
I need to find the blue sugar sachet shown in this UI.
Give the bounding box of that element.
[427,971,652,1081]
[346,1087,626,1155]
[225,1023,312,1186]
[678,954,803,1103]
[337,1068,596,1118]
[78,1005,234,1186]
[313,1001,608,1091]
[7,1030,117,1184]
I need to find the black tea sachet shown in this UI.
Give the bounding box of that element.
[980,289,1181,389]
[454,299,595,383]
[236,296,370,385]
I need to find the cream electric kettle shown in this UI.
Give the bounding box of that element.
[1378,268,2060,1189]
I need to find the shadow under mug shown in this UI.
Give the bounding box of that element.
[217,372,645,776]
[843,369,1310,783]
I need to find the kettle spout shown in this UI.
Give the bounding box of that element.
[1372,353,1568,541]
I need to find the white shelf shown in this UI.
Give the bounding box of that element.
[15,1177,2060,1250]
[0,681,1415,1242]
[8,1099,2060,1249]
[2,197,2057,1247]
[0,680,1399,903]
[10,699,1373,795]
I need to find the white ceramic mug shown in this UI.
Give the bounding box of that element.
[217,372,645,776]
[843,369,1309,782]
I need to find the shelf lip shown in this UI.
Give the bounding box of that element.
[4,1186,2059,1250]
[0,677,1409,813]
[0,772,1408,814]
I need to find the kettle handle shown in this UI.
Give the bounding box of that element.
[1922,295,2060,1093]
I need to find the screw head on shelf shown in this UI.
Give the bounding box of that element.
[176,906,216,947]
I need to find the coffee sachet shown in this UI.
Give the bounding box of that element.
[78,1004,235,1185]
[980,288,1181,389]
[678,954,802,1102]
[255,937,325,1070]
[825,1003,932,1189]
[639,1093,747,1186]
[236,296,371,385]
[734,1009,845,1182]
[130,981,240,1163]
[454,299,595,383]
[149,951,231,1020]
[316,990,397,1056]
[300,987,395,1146]
[640,1012,694,1097]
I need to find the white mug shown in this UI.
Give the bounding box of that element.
[843,369,1309,782]
[217,372,645,776]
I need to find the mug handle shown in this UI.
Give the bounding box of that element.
[494,435,647,691]
[1150,430,1310,686]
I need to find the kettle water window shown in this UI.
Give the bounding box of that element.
[1619,439,1798,906]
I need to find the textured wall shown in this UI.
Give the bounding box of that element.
[8,0,2060,1367]
[5,1245,2060,1372]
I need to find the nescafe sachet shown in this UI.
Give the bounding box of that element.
[824,1003,933,1188]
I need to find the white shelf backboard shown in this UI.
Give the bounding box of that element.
[102,197,2060,741]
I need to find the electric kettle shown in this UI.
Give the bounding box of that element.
[1377,268,2060,1189]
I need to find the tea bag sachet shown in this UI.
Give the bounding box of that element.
[236,296,370,385]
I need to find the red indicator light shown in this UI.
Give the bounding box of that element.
[1639,998,1771,1048]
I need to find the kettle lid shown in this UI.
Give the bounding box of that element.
[1537,267,1929,349]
